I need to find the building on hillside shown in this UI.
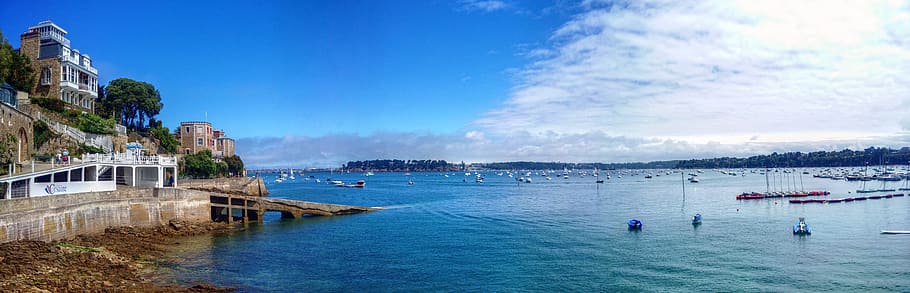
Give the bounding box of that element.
[0,83,34,164]
[176,121,215,154]
[214,129,235,158]
[18,20,99,112]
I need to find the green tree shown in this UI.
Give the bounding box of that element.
[182,150,216,178]
[0,134,16,174]
[101,78,163,130]
[224,155,245,176]
[0,29,36,91]
[150,125,178,154]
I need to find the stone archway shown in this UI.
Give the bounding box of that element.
[17,127,28,163]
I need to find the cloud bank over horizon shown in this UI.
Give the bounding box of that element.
[238,0,910,168]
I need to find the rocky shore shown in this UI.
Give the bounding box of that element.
[0,220,236,292]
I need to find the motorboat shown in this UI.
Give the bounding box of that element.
[688,177,699,183]
[338,180,365,188]
[628,219,643,230]
[692,213,702,225]
[793,217,811,235]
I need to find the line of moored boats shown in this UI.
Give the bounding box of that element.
[789,193,905,204]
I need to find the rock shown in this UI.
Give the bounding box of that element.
[103,280,113,287]
[169,221,184,231]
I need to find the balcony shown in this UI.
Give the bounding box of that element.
[59,55,98,75]
[60,80,78,90]
[40,31,70,46]
[78,84,98,96]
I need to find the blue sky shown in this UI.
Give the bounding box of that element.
[4,0,910,168]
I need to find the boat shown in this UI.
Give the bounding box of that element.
[408,179,414,185]
[338,180,365,188]
[736,192,764,200]
[596,179,604,184]
[692,213,702,225]
[365,171,375,176]
[793,217,811,235]
[880,230,910,234]
[628,219,642,230]
[645,174,653,179]
[688,177,699,183]
[329,180,344,186]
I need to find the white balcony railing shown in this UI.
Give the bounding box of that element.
[40,31,70,46]
[59,55,98,75]
[60,80,78,90]
[82,153,178,166]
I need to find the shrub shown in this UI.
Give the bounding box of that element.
[33,120,51,149]
[30,97,66,113]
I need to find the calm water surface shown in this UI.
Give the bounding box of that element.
[168,170,910,292]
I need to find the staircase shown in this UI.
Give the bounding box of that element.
[36,112,113,152]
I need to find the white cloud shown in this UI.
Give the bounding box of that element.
[476,0,910,144]
[238,1,910,168]
[458,0,508,13]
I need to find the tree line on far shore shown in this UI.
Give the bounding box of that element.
[343,160,460,172]
[343,147,910,172]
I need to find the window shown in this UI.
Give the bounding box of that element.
[197,138,203,145]
[185,127,190,133]
[41,68,52,85]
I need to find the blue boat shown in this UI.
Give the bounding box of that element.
[628,219,642,230]
[793,217,811,235]
[692,213,702,225]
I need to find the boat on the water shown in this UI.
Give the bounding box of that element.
[628,219,643,230]
[880,230,910,234]
[793,217,811,235]
[688,177,699,183]
[692,213,702,225]
[338,180,366,188]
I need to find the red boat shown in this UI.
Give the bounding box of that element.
[843,197,855,202]
[736,193,765,200]
[807,191,830,196]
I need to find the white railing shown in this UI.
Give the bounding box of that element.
[36,113,112,151]
[82,153,178,166]
[41,31,70,46]
[59,55,98,75]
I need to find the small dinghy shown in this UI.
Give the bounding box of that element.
[628,219,643,230]
[880,230,910,234]
[793,217,811,235]
[692,213,702,225]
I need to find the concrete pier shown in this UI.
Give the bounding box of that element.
[208,193,379,222]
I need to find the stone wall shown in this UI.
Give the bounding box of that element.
[179,177,269,196]
[0,102,34,164]
[0,187,211,243]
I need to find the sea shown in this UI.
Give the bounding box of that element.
[164,169,910,292]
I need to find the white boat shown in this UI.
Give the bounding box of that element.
[688,177,699,183]
[365,171,375,176]
[880,230,910,234]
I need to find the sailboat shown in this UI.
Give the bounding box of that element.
[857,165,876,193]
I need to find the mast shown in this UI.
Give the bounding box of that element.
[765,166,770,194]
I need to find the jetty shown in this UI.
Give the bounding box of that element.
[209,193,379,223]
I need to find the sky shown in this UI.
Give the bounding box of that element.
[3,0,910,168]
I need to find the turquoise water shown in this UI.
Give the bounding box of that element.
[170,170,910,292]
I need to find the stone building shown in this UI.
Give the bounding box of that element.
[0,83,34,164]
[176,121,215,154]
[214,130,235,158]
[18,20,99,112]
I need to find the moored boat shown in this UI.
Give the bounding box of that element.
[628,219,643,230]
[692,213,702,225]
[793,217,811,235]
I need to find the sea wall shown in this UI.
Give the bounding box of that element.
[0,187,210,243]
[179,177,269,196]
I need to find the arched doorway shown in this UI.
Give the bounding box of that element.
[17,127,28,163]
